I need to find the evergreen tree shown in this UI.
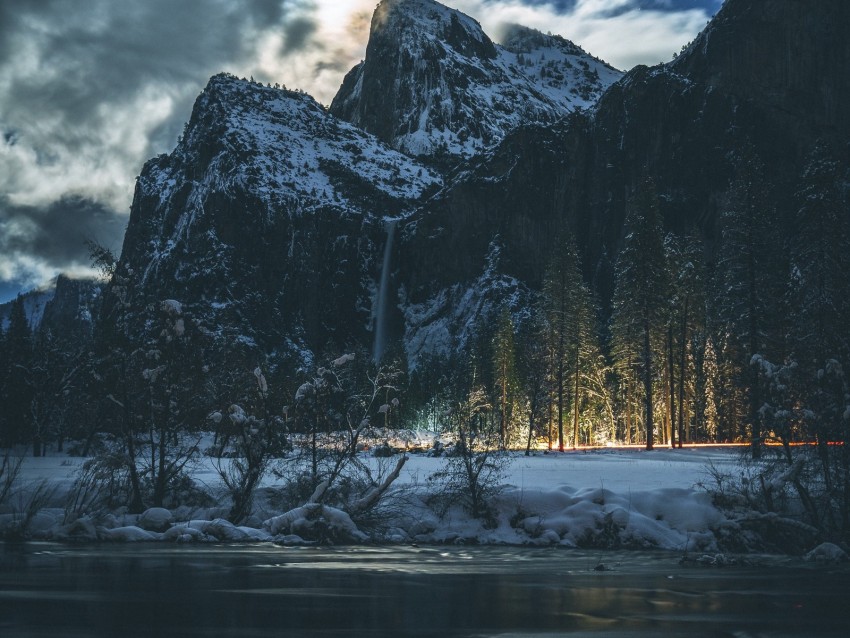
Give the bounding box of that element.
[790,144,850,433]
[542,234,595,450]
[569,277,603,448]
[0,296,34,449]
[716,145,784,458]
[664,232,705,447]
[516,307,552,455]
[140,299,207,508]
[491,307,519,448]
[610,179,669,450]
[787,143,850,506]
[698,333,720,440]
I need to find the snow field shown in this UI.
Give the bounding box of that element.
[3,445,748,551]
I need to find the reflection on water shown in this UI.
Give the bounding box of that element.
[1,543,849,637]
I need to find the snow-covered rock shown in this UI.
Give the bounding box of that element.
[804,542,849,563]
[331,0,621,166]
[112,69,444,372]
[138,507,174,532]
[264,503,368,543]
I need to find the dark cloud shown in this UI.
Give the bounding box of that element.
[0,0,323,292]
[282,16,319,54]
[0,0,719,297]
[485,0,722,13]
[3,0,274,142]
[0,0,324,174]
[0,195,126,269]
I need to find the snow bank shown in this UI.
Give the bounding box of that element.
[264,503,368,543]
[805,542,848,563]
[3,446,835,555]
[492,484,724,551]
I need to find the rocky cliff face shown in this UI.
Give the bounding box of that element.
[394,0,850,352]
[672,0,850,139]
[113,74,441,367]
[39,275,101,339]
[330,0,620,169]
[100,0,850,375]
[0,275,99,336]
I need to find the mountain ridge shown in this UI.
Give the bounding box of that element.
[330,0,621,169]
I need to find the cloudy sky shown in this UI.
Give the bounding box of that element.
[0,0,722,303]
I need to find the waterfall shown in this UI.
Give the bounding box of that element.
[373,219,397,363]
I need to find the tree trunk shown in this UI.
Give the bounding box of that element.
[624,374,632,445]
[748,236,762,459]
[122,377,144,513]
[525,402,535,457]
[557,360,565,452]
[677,296,689,448]
[572,343,580,449]
[643,320,654,451]
[500,360,507,449]
[668,324,676,449]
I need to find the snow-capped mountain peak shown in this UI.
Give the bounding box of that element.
[372,0,494,57]
[497,24,623,109]
[331,0,621,168]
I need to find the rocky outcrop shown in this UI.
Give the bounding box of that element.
[113,74,441,365]
[0,275,99,336]
[330,0,620,170]
[40,274,100,339]
[395,0,850,348]
[102,0,850,374]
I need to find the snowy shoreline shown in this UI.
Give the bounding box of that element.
[5,445,845,561]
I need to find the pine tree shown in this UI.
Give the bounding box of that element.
[665,232,705,447]
[141,299,207,508]
[610,179,669,450]
[0,296,34,449]
[569,276,603,448]
[788,143,850,499]
[716,145,784,458]
[542,234,595,450]
[790,144,850,419]
[516,307,552,455]
[491,307,519,448]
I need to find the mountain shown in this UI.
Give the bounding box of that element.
[0,283,55,333]
[330,0,620,169]
[111,73,441,368]
[96,0,850,378]
[394,0,850,355]
[0,275,99,335]
[40,275,101,339]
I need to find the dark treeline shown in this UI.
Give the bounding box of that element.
[1,144,848,456]
[0,142,848,535]
[409,143,850,457]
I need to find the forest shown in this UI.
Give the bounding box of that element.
[0,141,848,544]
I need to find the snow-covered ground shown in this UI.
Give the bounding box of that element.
[1,443,778,553]
[15,443,739,499]
[5,442,845,562]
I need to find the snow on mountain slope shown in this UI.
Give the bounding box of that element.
[498,24,623,111]
[331,0,621,167]
[0,281,55,332]
[129,73,441,284]
[116,73,442,361]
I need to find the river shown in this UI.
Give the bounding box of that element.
[1,543,848,636]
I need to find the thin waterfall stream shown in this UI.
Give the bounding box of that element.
[373,219,397,363]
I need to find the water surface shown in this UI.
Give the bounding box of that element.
[1,543,848,637]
